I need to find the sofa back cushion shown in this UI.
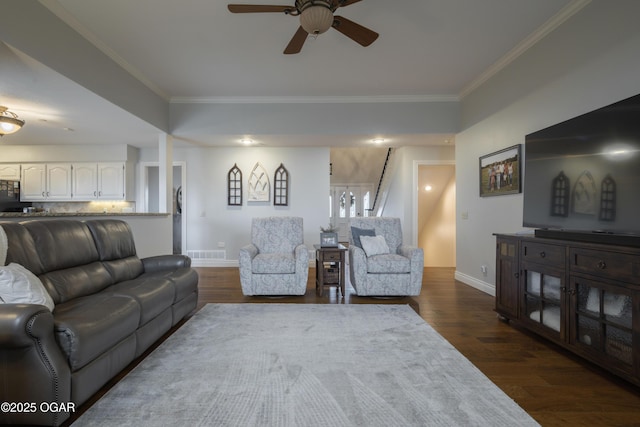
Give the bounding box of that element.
[0,222,46,275]
[39,262,114,304]
[85,219,144,282]
[21,220,112,303]
[23,220,100,271]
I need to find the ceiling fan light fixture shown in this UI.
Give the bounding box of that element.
[299,1,333,35]
[0,106,25,136]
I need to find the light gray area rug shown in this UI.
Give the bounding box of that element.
[73,304,538,426]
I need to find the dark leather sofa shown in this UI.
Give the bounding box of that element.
[0,219,198,426]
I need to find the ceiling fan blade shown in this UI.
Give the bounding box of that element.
[284,26,308,54]
[228,4,294,13]
[332,15,378,47]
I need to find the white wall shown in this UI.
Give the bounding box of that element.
[139,146,330,264]
[455,1,640,294]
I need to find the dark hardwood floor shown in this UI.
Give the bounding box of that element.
[67,267,640,426]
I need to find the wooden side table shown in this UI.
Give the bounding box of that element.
[314,244,347,297]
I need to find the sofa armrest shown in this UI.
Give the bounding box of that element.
[0,303,53,346]
[0,304,72,426]
[142,254,191,273]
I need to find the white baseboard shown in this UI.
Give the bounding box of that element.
[190,259,317,268]
[191,259,239,267]
[454,271,495,297]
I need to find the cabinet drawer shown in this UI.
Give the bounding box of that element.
[321,251,341,261]
[570,248,640,283]
[521,241,565,266]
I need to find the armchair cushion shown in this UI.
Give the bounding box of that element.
[351,226,376,248]
[252,253,296,274]
[360,235,390,257]
[367,254,411,274]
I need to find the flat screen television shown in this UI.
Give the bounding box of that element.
[523,93,640,246]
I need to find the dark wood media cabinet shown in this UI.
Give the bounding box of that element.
[495,234,640,386]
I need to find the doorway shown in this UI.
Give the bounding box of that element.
[415,163,456,267]
[140,162,187,255]
[330,185,373,242]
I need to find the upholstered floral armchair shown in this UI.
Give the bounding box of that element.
[348,217,423,296]
[239,216,309,295]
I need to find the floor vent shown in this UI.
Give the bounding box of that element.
[187,250,226,261]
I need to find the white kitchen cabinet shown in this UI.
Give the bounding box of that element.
[0,164,21,180]
[98,163,126,199]
[21,163,72,201]
[72,163,99,200]
[72,162,129,200]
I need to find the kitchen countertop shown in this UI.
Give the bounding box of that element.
[0,212,170,218]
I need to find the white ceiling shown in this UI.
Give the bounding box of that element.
[0,0,581,148]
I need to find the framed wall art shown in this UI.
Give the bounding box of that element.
[273,163,289,206]
[248,162,270,202]
[479,144,521,197]
[227,163,242,206]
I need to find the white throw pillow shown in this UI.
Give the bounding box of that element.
[360,235,390,257]
[0,225,7,266]
[0,263,55,311]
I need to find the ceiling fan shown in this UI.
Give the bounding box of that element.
[227,0,379,54]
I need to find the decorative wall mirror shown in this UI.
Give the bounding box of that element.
[227,163,242,206]
[273,163,289,206]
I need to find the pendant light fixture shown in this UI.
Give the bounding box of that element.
[0,106,25,136]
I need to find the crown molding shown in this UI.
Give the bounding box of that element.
[170,94,459,104]
[459,0,592,99]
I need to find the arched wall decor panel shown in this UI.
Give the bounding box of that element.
[228,163,242,206]
[248,162,270,202]
[274,163,289,206]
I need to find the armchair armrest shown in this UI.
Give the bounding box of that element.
[239,244,258,263]
[239,244,259,295]
[142,254,192,273]
[398,245,423,262]
[348,245,368,289]
[294,244,309,273]
[399,245,424,294]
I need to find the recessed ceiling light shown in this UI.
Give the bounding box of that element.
[240,138,253,145]
[424,185,432,191]
[372,138,385,144]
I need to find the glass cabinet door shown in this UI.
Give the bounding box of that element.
[522,263,565,340]
[572,277,634,369]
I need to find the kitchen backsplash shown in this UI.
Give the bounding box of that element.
[32,201,136,213]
